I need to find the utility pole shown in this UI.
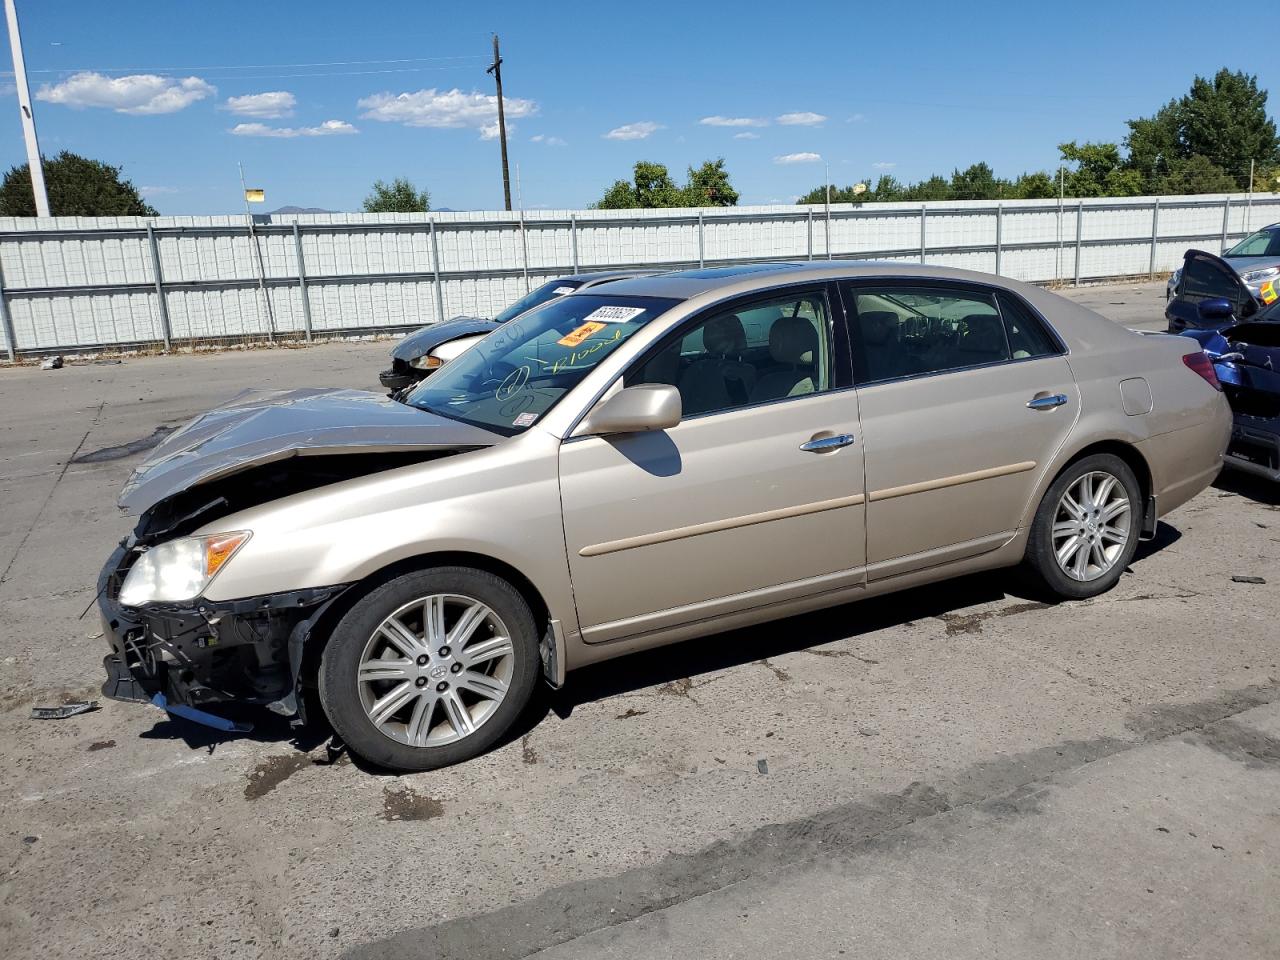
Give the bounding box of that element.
[486,33,512,211]
[4,0,50,216]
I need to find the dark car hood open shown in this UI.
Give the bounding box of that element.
[391,316,501,361]
[119,388,503,515]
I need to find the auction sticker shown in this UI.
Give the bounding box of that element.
[558,320,607,347]
[553,286,577,295]
[513,412,538,427]
[1262,280,1278,305]
[582,305,647,323]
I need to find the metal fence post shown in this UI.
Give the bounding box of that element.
[429,218,445,323]
[919,205,927,263]
[1073,201,1083,287]
[806,209,814,261]
[994,204,1003,275]
[1221,197,1231,250]
[0,263,15,362]
[570,214,579,273]
[1148,198,1160,280]
[697,211,705,268]
[825,205,832,260]
[292,221,313,342]
[518,211,530,292]
[145,224,172,351]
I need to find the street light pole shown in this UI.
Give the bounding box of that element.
[4,0,50,216]
[486,34,512,212]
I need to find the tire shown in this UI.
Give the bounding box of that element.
[1024,453,1142,600]
[319,566,540,772]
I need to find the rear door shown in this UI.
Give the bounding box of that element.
[838,280,1078,578]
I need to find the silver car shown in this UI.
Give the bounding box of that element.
[1168,222,1280,302]
[97,261,1231,770]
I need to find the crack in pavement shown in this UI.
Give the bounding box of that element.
[344,682,1280,960]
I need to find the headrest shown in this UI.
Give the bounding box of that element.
[859,310,898,345]
[704,314,747,355]
[957,314,1004,353]
[769,314,817,365]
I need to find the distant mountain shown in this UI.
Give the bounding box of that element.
[269,205,337,215]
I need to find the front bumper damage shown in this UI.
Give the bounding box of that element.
[97,543,348,725]
[1225,416,1280,482]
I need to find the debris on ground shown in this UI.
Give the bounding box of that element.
[1231,575,1267,585]
[40,356,64,370]
[31,701,98,720]
[757,758,769,775]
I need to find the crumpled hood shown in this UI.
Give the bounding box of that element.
[119,387,503,515]
[391,316,500,362]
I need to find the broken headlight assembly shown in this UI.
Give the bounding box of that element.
[118,531,250,607]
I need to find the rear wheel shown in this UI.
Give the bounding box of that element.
[1024,453,1141,600]
[319,566,539,771]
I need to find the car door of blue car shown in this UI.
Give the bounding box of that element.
[1166,250,1260,333]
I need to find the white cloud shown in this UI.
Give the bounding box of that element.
[873,161,896,170]
[733,132,760,140]
[774,152,822,164]
[776,111,827,126]
[531,134,567,146]
[603,121,663,141]
[223,91,296,119]
[847,113,866,123]
[36,72,215,114]
[139,185,179,195]
[358,87,536,139]
[230,119,357,138]
[700,115,768,128]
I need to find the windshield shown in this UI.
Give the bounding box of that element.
[492,278,583,324]
[405,293,679,435]
[1225,227,1280,258]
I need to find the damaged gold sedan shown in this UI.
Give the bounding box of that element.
[98,262,1230,769]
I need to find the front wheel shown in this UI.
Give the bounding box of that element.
[319,566,540,771]
[1024,453,1142,600]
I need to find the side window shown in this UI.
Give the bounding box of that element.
[997,293,1060,360]
[1181,255,1244,304]
[627,292,832,417]
[843,284,1008,383]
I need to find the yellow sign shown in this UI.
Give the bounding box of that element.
[557,321,607,348]
[1261,280,1278,305]
[244,188,265,203]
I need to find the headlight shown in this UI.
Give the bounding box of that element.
[1241,266,1279,284]
[408,354,443,371]
[118,532,250,607]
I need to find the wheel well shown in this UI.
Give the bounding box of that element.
[1059,440,1154,527]
[295,551,551,693]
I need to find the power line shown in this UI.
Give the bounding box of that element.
[14,55,487,75]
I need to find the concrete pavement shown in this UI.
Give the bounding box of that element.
[2,280,1278,960]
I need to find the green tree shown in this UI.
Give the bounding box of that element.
[1126,69,1280,188]
[902,175,952,201]
[0,151,157,217]
[950,162,1000,200]
[1058,142,1143,197]
[362,177,430,213]
[596,159,738,208]
[1008,171,1058,199]
[683,159,739,206]
[1154,154,1238,195]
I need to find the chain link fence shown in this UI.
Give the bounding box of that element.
[2,192,1278,360]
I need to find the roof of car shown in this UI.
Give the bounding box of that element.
[597,259,1032,302]
[564,269,662,284]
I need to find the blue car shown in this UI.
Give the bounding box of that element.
[1171,250,1280,481]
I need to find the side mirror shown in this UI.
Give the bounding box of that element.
[580,384,681,436]
[1197,297,1234,321]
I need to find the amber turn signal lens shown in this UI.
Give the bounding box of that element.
[205,532,250,578]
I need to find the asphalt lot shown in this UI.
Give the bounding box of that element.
[1,279,1278,960]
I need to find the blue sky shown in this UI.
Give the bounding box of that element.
[3,0,1277,214]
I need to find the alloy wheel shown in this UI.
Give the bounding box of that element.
[357,594,514,747]
[1051,470,1132,582]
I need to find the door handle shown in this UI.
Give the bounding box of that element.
[800,433,856,453]
[1026,393,1068,411]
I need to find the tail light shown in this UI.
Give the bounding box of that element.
[1181,351,1222,391]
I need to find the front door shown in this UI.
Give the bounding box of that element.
[839,280,1078,577]
[558,287,866,644]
